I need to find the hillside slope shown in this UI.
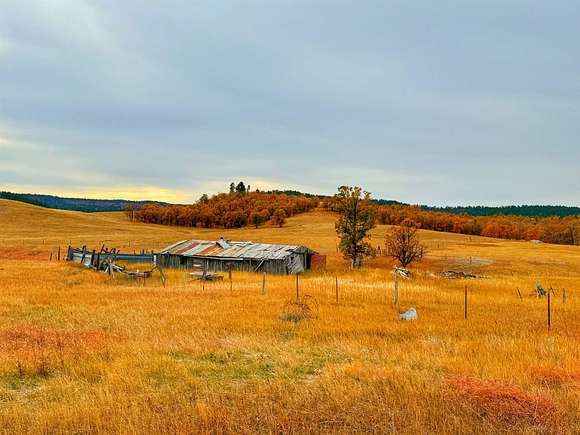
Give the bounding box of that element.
[1,198,579,274]
[0,199,579,433]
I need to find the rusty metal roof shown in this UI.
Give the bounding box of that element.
[157,239,313,260]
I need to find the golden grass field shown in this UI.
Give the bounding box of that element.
[0,198,579,434]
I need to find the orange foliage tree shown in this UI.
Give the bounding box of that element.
[322,199,580,246]
[132,190,318,229]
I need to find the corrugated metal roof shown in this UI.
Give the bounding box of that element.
[158,239,313,260]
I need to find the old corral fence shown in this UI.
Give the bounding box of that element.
[66,245,154,269]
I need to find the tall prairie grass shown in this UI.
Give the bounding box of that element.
[0,199,579,433]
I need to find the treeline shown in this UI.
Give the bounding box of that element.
[130,190,319,228]
[423,205,580,218]
[323,199,580,245]
[0,191,168,212]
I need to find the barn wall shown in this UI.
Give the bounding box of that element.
[155,254,293,275]
[310,254,327,271]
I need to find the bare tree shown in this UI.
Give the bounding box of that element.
[386,220,425,268]
[124,204,135,221]
[335,186,376,268]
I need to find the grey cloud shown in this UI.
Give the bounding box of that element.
[0,0,579,204]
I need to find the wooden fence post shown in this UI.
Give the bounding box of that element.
[262,272,266,295]
[57,246,61,261]
[80,245,87,266]
[49,252,53,261]
[563,288,567,304]
[158,266,166,288]
[464,285,468,320]
[394,272,399,305]
[517,288,523,301]
[547,291,551,331]
[296,274,299,301]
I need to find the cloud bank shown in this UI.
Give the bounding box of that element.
[1,0,579,204]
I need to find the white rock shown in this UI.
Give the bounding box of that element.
[400,308,417,321]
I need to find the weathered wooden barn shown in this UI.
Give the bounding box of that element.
[155,239,325,274]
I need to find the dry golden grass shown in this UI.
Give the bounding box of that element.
[0,198,579,434]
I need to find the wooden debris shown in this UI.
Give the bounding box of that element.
[439,271,479,279]
[393,267,412,278]
[536,283,547,298]
[190,271,223,281]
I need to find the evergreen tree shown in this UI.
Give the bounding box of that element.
[235,181,246,193]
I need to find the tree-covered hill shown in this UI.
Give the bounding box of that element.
[0,191,169,213]
[422,205,580,218]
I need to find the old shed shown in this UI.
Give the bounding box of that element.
[155,239,324,274]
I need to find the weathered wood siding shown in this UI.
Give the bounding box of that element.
[155,253,308,275]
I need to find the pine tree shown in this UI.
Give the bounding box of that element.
[235,181,246,193]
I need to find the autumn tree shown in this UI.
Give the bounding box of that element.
[271,208,287,227]
[334,186,376,268]
[386,220,425,268]
[249,210,265,228]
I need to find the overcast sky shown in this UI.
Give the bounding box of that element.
[1,1,579,205]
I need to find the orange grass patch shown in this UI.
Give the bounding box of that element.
[0,247,48,260]
[447,375,561,429]
[0,326,110,356]
[531,366,580,388]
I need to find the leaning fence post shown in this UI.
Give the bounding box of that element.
[80,245,87,266]
[158,266,166,288]
[517,288,523,301]
[49,252,53,261]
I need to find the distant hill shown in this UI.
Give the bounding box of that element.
[421,205,580,218]
[2,189,578,218]
[0,191,170,213]
[374,199,407,206]
[265,189,320,198]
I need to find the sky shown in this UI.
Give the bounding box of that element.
[1,0,579,206]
